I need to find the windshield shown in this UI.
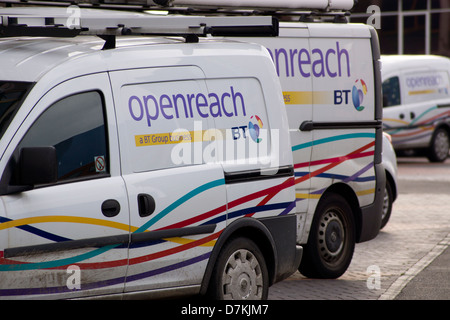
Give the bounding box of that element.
[0,81,33,140]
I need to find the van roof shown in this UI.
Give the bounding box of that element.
[0,36,263,83]
[381,55,450,78]
[0,6,277,82]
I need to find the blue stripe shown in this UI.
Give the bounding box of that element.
[0,216,71,243]
[295,171,375,182]
[202,201,293,225]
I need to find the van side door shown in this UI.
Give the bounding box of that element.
[0,74,130,299]
[236,28,314,230]
[308,28,378,209]
[109,67,227,293]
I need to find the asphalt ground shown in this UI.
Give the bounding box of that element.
[268,156,450,301]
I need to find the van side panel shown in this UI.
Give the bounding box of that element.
[237,23,383,244]
[109,48,298,295]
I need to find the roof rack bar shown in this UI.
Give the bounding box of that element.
[0,9,278,38]
[0,0,355,11]
[155,0,355,11]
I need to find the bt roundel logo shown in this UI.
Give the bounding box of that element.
[249,115,263,143]
[352,79,367,112]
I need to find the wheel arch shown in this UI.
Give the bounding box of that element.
[199,217,278,296]
[385,169,397,202]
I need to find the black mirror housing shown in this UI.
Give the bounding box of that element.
[18,147,58,186]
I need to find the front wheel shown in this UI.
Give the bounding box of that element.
[208,237,269,300]
[299,193,355,279]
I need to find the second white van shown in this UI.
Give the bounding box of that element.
[382,55,450,162]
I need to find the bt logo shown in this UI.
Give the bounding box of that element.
[334,78,367,112]
[352,78,367,111]
[249,115,263,143]
[231,114,263,143]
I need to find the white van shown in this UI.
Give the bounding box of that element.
[382,55,450,162]
[0,8,301,299]
[121,0,384,280]
[232,20,385,278]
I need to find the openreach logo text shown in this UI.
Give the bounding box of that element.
[128,86,247,128]
[267,41,351,79]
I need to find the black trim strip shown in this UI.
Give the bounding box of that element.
[4,224,216,258]
[131,224,216,244]
[300,120,382,132]
[224,165,294,184]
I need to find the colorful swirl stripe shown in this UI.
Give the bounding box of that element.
[0,133,376,296]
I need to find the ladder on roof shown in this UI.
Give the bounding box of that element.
[0,7,278,49]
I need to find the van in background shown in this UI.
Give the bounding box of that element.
[382,55,450,162]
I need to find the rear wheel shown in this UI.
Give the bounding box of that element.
[427,127,450,162]
[299,193,355,279]
[208,237,269,300]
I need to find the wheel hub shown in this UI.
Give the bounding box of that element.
[223,249,263,300]
[318,211,345,262]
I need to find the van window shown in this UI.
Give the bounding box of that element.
[16,91,108,181]
[0,81,33,139]
[382,76,401,107]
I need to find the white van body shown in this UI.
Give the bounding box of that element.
[382,55,450,162]
[233,21,385,278]
[0,9,300,299]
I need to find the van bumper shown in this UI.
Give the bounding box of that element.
[358,162,385,242]
[260,214,303,284]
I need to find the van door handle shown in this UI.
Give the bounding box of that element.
[102,199,121,217]
[410,112,416,119]
[138,193,156,217]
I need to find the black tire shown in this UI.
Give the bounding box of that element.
[427,127,450,162]
[299,193,355,279]
[207,237,269,300]
[380,178,393,229]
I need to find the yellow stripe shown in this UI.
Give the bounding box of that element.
[164,237,216,247]
[0,216,217,247]
[383,118,409,125]
[296,188,375,200]
[408,89,436,95]
[135,129,227,147]
[296,193,321,200]
[283,91,333,105]
[0,216,135,232]
[356,188,375,196]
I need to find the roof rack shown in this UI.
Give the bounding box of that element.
[0,0,355,12]
[154,0,355,11]
[0,6,278,49]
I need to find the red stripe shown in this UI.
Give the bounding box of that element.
[295,141,375,185]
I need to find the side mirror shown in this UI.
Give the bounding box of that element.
[17,147,58,186]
